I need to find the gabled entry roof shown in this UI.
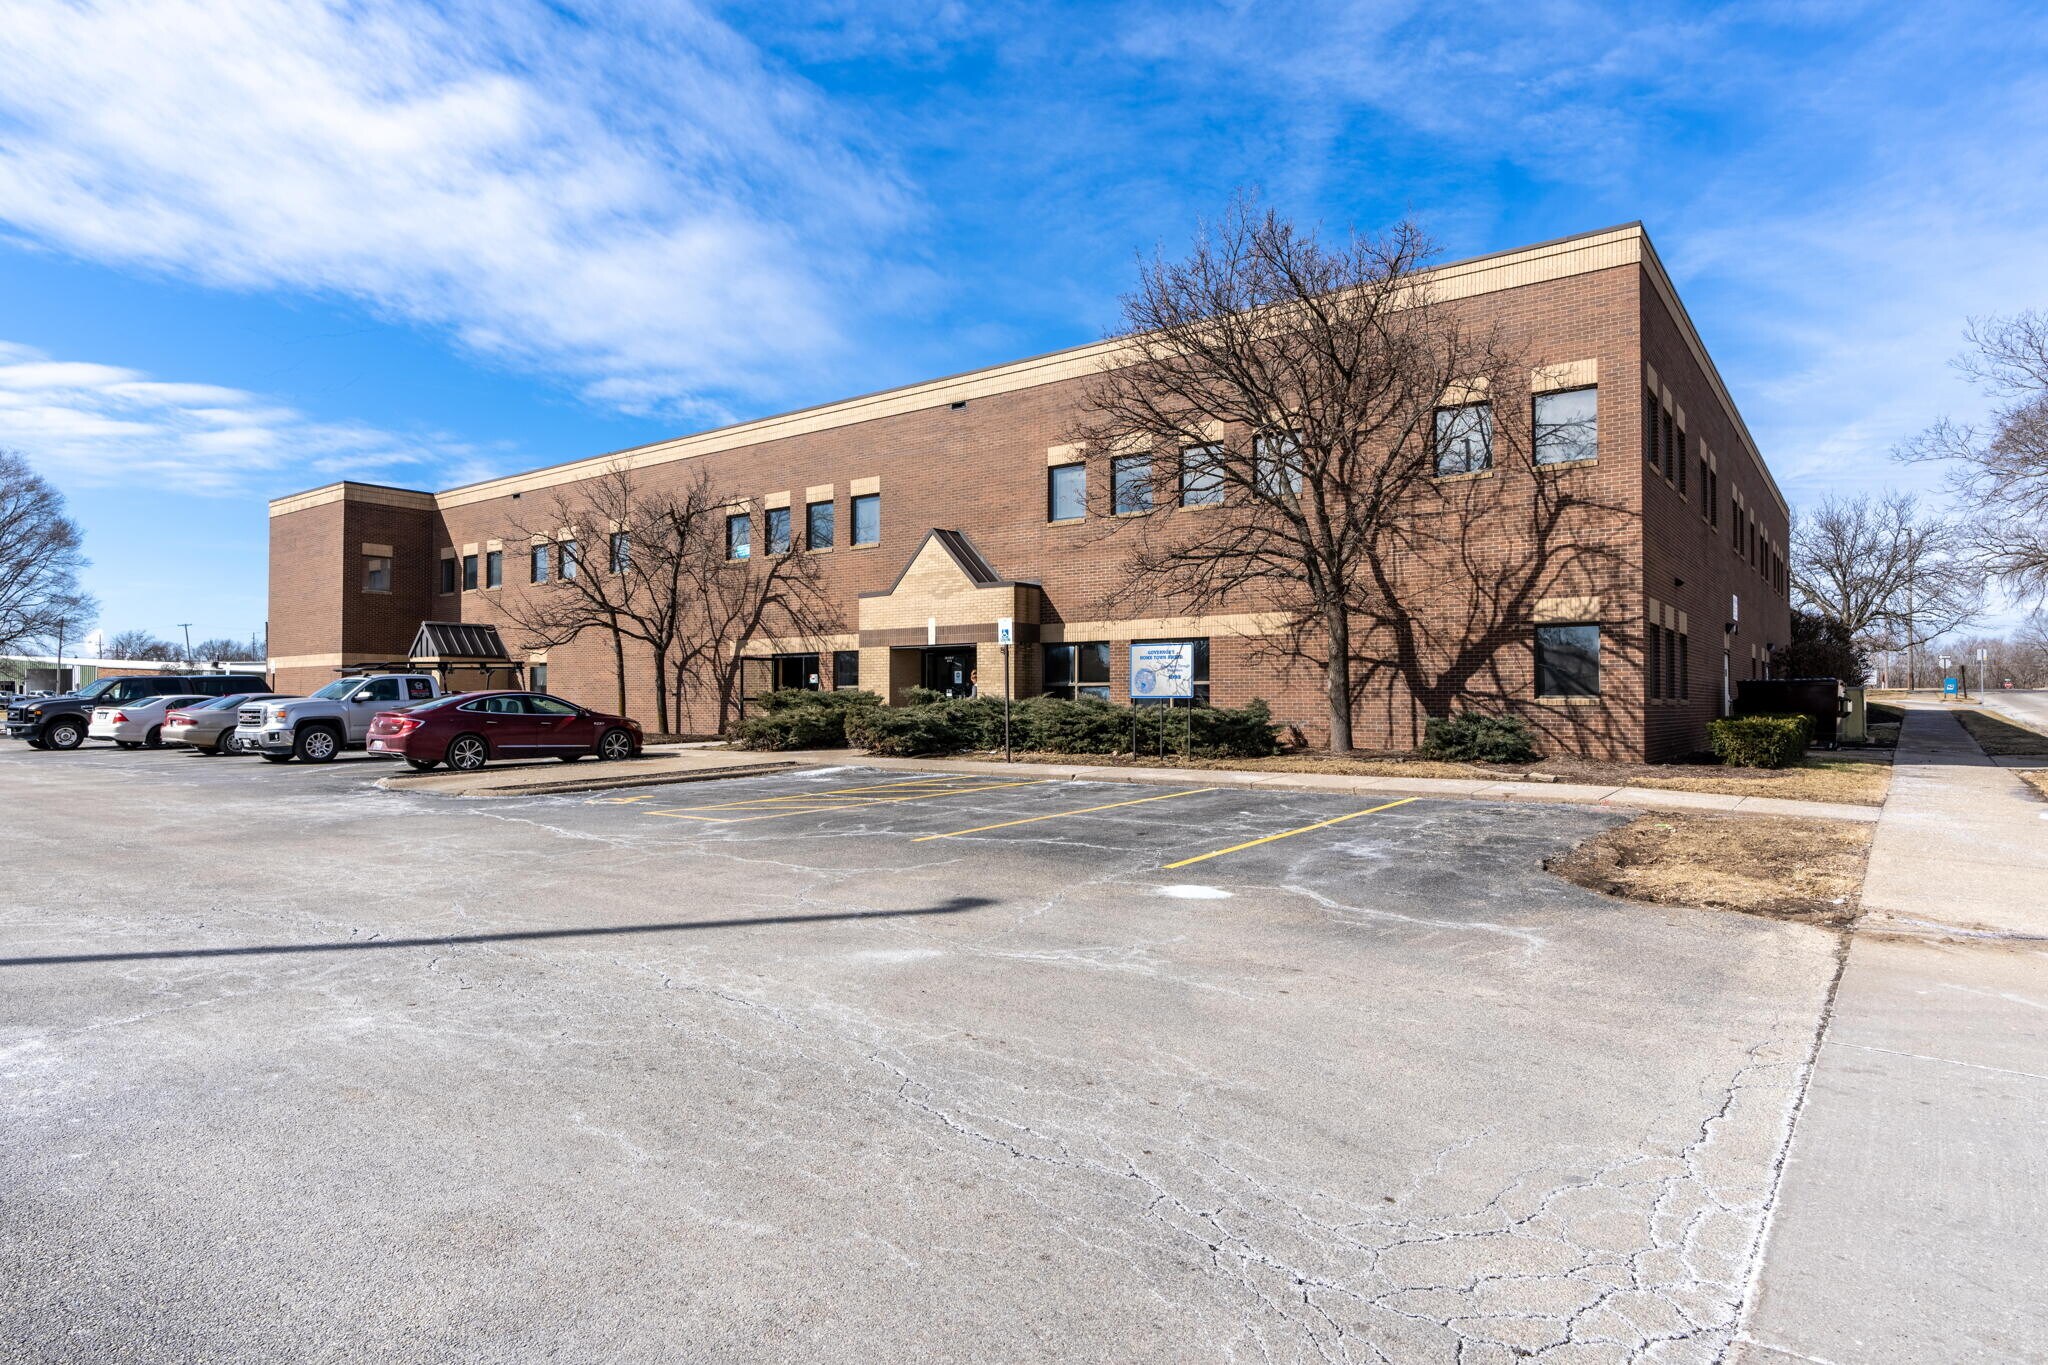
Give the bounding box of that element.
[410,621,510,662]
[863,529,1036,599]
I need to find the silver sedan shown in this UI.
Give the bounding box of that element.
[87,694,211,749]
[162,693,288,755]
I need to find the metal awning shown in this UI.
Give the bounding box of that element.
[409,621,510,662]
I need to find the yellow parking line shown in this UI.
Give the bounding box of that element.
[912,787,1218,842]
[681,774,1000,811]
[1162,797,1420,869]
[647,779,1051,825]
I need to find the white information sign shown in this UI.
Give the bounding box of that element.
[1129,641,1195,700]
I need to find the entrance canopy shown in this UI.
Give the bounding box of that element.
[340,621,524,689]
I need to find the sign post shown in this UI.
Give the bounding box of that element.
[1129,641,1195,758]
[996,617,1014,763]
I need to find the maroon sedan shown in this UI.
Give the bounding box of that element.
[366,691,642,772]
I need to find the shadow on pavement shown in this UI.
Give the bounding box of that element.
[1,897,996,968]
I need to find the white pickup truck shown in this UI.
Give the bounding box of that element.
[235,673,446,763]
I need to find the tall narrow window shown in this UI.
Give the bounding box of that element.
[726,512,750,560]
[1678,632,1690,698]
[1675,427,1688,495]
[806,500,834,550]
[1254,432,1303,498]
[852,493,880,546]
[766,506,792,555]
[1048,463,1086,521]
[530,663,548,693]
[609,531,630,573]
[485,550,503,588]
[1648,622,1663,699]
[1111,455,1152,514]
[1709,468,1720,526]
[1535,624,1601,697]
[1645,388,1661,468]
[531,544,550,584]
[1433,402,1493,476]
[1179,445,1224,506]
[363,555,391,593]
[1662,408,1677,481]
[560,539,580,579]
[462,554,478,591]
[440,556,457,594]
[1534,387,1598,465]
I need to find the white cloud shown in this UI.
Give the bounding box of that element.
[0,340,481,492]
[0,0,912,418]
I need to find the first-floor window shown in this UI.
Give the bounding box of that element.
[852,493,880,546]
[462,554,478,591]
[1536,623,1601,697]
[773,652,820,691]
[530,663,548,693]
[1677,631,1690,698]
[1434,401,1493,476]
[833,651,860,689]
[363,555,391,593]
[1648,622,1663,699]
[440,556,457,594]
[531,544,550,583]
[1130,638,1210,705]
[766,506,792,554]
[1043,642,1110,701]
[807,499,834,550]
[726,512,750,560]
[485,550,503,588]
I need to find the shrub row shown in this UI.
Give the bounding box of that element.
[1706,713,1813,768]
[1420,711,1538,764]
[730,689,1280,759]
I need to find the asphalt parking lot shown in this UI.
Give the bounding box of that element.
[1,745,1842,1363]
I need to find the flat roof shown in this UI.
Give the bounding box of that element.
[270,221,1785,519]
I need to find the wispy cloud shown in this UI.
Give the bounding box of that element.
[0,341,486,492]
[0,0,913,419]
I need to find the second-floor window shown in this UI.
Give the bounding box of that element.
[807,499,834,550]
[363,555,391,593]
[1179,445,1224,507]
[531,544,550,583]
[726,512,750,560]
[485,550,503,588]
[852,493,880,546]
[1254,433,1303,499]
[561,539,579,579]
[766,506,792,555]
[1533,387,1598,465]
[1434,402,1493,476]
[609,531,630,573]
[440,557,457,594]
[1048,463,1086,522]
[1111,454,1152,514]
[462,554,478,591]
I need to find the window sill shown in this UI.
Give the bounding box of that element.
[1047,517,1087,527]
[362,588,392,595]
[1177,501,1226,512]
[850,541,880,551]
[1111,509,1153,518]
[1536,457,1598,472]
[1533,694,1602,706]
[1434,467,1494,484]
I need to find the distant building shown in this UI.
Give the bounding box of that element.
[0,655,267,695]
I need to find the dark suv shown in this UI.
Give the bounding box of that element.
[5,673,269,751]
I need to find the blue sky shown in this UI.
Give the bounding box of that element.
[2,0,2045,646]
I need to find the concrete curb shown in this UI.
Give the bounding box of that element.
[378,760,802,799]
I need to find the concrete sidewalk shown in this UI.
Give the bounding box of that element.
[1737,705,2048,1362]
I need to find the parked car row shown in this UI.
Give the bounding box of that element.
[4,671,642,770]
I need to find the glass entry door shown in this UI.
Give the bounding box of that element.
[921,647,977,698]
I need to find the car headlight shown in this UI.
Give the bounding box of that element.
[267,708,290,724]
[27,707,42,717]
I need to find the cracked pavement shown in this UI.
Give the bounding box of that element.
[1,749,1842,1362]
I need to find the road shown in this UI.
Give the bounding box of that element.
[3,745,1844,1363]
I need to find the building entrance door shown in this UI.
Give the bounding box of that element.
[921,646,977,698]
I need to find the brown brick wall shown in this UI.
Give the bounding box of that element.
[267,252,1784,761]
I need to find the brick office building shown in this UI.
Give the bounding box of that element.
[266,223,1791,761]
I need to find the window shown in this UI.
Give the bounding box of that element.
[1535,624,1601,698]
[1677,631,1690,698]
[1254,432,1303,498]
[807,499,834,550]
[1648,622,1663,699]
[1043,642,1111,701]
[531,544,550,584]
[726,512,750,560]
[1644,387,1661,468]
[560,539,579,579]
[1179,445,1224,507]
[1676,427,1688,496]
[773,652,819,690]
[1131,638,1210,705]
[1664,627,1678,699]
[357,677,402,703]
[608,531,630,574]
[766,506,792,555]
[833,650,860,689]
[485,550,503,588]
[1709,468,1720,526]
[363,555,391,593]
[462,554,478,591]
[1662,408,1677,481]
[528,664,547,694]
[852,493,880,546]
[407,677,435,701]
[528,695,576,715]
[1434,402,1493,476]
[1533,387,1598,465]
[1111,455,1152,514]
[1048,463,1086,521]
[440,556,457,595]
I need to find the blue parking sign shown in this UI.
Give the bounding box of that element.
[1943,676,1959,695]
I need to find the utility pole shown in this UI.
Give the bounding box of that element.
[177,622,193,665]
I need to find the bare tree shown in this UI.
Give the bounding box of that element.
[106,628,181,661]
[0,450,96,657]
[192,636,251,664]
[1898,312,2048,601]
[503,463,837,733]
[1070,200,1616,752]
[1791,492,1980,687]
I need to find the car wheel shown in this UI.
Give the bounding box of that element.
[25,738,46,750]
[144,726,163,749]
[211,733,239,756]
[117,740,141,750]
[446,734,489,771]
[294,726,341,763]
[406,757,439,772]
[597,728,635,761]
[262,754,294,764]
[46,721,85,750]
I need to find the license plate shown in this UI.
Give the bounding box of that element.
[368,740,388,751]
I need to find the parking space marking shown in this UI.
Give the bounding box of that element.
[1161,797,1420,869]
[644,777,1051,825]
[911,786,1217,842]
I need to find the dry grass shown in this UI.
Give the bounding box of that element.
[1952,708,2048,757]
[990,748,1891,805]
[2019,770,2048,801]
[1547,812,1872,925]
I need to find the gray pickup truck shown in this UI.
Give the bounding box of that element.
[235,673,445,762]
